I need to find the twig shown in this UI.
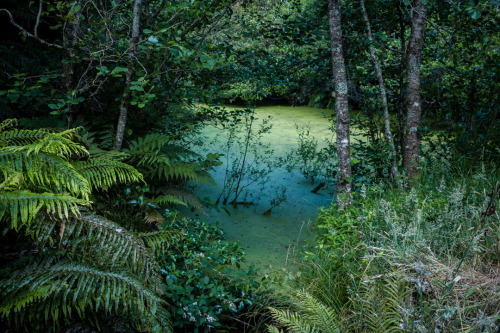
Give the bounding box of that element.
[0,8,63,49]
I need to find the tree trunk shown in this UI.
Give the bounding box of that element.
[328,0,352,208]
[115,0,142,151]
[403,0,427,181]
[360,0,398,180]
[62,1,81,128]
[397,2,407,159]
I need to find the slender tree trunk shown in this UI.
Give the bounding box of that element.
[115,0,142,151]
[62,1,81,128]
[360,0,399,180]
[397,2,407,158]
[328,0,352,208]
[403,0,427,180]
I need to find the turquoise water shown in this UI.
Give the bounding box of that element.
[187,105,341,270]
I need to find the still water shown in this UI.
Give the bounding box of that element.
[187,105,343,270]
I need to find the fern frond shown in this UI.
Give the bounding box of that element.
[0,191,86,230]
[136,230,178,255]
[151,195,188,207]
[125,133,174,153]
[268,289,341,333]
[73,158,144,190]
[152,188,208,215]
[357,274,411,333]
[128,150,171,167]
[0,149,90,198]
[0,128,49,146]
[0,262,171,332]
[268,307,320,333]
[152,162,215,185]
[25,133,88,158]
[143,210,166,225]
[290,290,341,333]
[267,326,284,333]
[88,145,128,160]
[0,119,18,132]
[28,213,163,291]
[0,172,23,191]
[0,128,87,158]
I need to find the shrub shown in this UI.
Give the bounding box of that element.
[160,216,273,332]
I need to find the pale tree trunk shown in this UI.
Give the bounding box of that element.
[328,0,352,208]
[403,0,427,180]
[115,0,142,151]
[360,0,399,180]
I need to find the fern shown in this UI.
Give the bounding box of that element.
[0,191,86,230]
[143,210,166,225]
[0,119,17,132]
[136,230,178,255]
[0,261,170,332]
[74,158,144,190]
[0,128,49,145]
[151,187,208,215]
[268,290,341,333]
[0,172,23,191]
[0,148,90,198]
[27,213,163,290]
[268,307,321,333]
[0,124,172,332]
[152,161,215,184]
[0,127,86,157]
[356,273,411,333]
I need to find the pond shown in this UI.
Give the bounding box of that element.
[186,104,350,270]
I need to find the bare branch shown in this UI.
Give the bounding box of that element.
[0,8,63,49]
[34,0,43,37]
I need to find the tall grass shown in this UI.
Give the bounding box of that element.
[268,162,500,332]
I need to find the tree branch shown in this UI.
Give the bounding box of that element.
[0,8,63,49]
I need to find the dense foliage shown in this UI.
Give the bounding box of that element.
[271,161,500,332]
[1,0,499,332]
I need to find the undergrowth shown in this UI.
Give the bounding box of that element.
[269,162,500,332]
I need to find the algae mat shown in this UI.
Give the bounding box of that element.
[187,105,340,269]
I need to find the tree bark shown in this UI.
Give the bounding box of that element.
[403,0,427,180]
[115,0,142,151]
[360,0,399,180]
[328,0,352,208]
[397,2,407,158]
[62,1,81,128]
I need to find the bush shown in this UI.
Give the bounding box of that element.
[159,216,273,332]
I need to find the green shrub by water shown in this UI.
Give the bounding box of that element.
[160,215,273,332]
[269,164,500,332]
